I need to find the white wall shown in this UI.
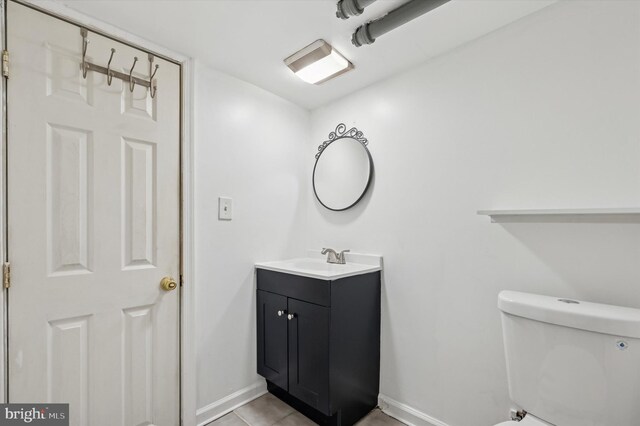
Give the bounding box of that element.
[307,2,640,425]
[194,63,310,421]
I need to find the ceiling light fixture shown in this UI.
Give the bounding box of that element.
[284,40,353,85]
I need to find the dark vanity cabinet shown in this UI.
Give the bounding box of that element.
[256,268,381,426]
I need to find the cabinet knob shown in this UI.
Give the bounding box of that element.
[287,313,296,321]
[277,310,285,317]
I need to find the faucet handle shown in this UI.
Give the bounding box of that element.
[337,249,350,264]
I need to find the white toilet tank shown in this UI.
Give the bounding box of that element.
[499,291,640,426]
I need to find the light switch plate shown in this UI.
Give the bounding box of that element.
[218,197,232,220]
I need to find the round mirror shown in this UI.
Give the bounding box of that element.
[313,124,373,211]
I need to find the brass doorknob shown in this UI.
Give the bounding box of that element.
[160,277,178,291]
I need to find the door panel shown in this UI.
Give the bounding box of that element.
[6,2,181,425]
[288,299,330,414]
[257,290,288,390]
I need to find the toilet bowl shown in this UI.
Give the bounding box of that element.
[494,414,552,426]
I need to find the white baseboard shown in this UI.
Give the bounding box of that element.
[196,380,268,426]
[378,394,451,426]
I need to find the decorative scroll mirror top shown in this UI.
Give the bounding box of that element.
[313,123,373,211]
[80,28,159,98]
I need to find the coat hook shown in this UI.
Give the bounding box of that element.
[128,56,138,92]
[150,65,159,98]
[150,66,159,98]
[81,28,89,79]
[106,48,115,86]
[148,54,159,98]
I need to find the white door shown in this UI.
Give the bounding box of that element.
[6,2,181,425]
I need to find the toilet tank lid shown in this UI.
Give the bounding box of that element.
[498,291,640,338]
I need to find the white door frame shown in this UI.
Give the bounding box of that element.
[0,1,197,425]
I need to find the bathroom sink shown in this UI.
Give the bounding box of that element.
[255,251,382,280]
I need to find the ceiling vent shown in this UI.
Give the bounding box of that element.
[284,40,354,84]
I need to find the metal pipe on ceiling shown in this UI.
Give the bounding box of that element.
[336,0,378,19]
[352,0,451,47]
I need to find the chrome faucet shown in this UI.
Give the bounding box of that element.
[321,248,350,264]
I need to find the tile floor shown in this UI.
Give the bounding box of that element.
[208,393,405,426]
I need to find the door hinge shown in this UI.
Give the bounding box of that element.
[3,263,10,289]
[2,50,9,79]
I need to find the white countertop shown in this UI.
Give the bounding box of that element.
[255,251,382,280]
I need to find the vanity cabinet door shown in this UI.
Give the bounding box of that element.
[287,298,330,414]
[257,290,289,390]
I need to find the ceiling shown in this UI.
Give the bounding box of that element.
[59,0,557,110]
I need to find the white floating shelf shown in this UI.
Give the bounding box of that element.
[478,208,640,222]
[478,208,640,216]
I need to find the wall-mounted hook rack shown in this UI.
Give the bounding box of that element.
[80,28,158,94]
